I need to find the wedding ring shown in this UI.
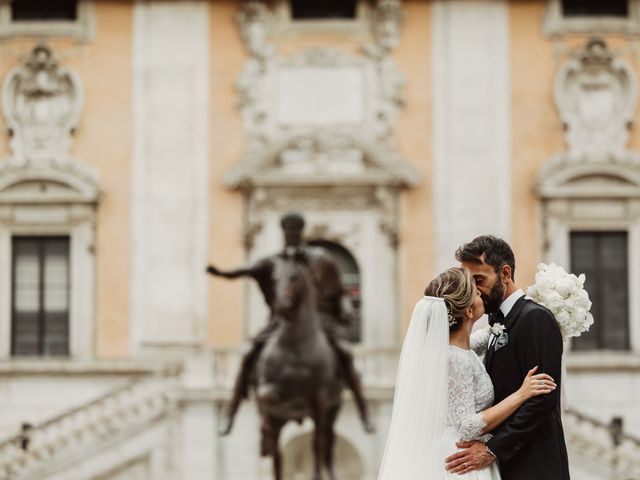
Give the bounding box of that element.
[539,380,545,386]
[465,462,468,468]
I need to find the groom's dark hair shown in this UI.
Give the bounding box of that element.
[455,235,516,281]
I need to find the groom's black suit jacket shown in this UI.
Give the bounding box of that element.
[485,296,570,480]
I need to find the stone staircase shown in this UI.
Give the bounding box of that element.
[0,373,178,480]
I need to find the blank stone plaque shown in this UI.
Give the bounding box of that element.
[276,66,365,125]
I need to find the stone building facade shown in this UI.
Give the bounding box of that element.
[0,1,639,479]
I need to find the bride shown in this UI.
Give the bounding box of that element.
[378,268,556,479]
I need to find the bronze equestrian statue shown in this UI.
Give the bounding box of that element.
[206,212,373,439]
[257,253,342,479]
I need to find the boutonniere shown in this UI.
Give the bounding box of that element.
[490,323,505,337]
[490,323,509,351]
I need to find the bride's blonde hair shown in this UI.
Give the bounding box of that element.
[424,267,475,333]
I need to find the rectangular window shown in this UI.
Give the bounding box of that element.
[561,0,629,17]
[11,0,77,21]
[290,0,357,20]
[12,237,70,356]
[570,231,629,351]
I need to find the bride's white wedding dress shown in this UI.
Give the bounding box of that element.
[443,344,501,479]
[378,298,501,480]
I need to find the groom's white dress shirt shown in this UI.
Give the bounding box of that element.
[499,289,525,318]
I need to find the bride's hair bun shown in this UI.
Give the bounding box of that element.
[424,267,475,333]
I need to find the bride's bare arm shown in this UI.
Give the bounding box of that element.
[479,367,555,434]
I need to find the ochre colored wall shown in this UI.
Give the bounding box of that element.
[209,0,246,347]
[509,0,562,287]
[78,1,133,358]
[396,1,433,332]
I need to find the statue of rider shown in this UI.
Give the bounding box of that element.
[206,212,374,435]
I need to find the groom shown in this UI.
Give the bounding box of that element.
[446,235,570,479]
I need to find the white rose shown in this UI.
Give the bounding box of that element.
[554,277,575,297]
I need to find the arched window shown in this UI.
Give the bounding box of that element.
[308,240,361,343]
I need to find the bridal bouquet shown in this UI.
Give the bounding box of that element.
[526,263,594,340]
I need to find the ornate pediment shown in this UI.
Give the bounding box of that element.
[0,162,99,204]
[225,129,419,189]
[538,161,640,199]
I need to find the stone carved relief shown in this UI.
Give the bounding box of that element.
[236,1,275,63]
[368,0,404,55]
[225,128,418,189]
[554,37,638,164]
[2,44,83,164]
[279,128,364,173]
[235,0,407,158]
[364,0,405,112]
[234,0,412,272]
[0,44,98,193]
[539,38,640,194]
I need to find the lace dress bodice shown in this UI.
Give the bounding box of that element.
[447,345,495,442]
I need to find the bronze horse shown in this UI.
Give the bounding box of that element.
[255,255,343,480]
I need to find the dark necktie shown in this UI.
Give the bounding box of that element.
[489,308,505,327]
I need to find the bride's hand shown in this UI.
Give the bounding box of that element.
[518,366,556,400]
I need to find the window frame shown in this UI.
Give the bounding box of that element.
[0,0,94,40]
[0,199,97,360]
[543,216,640,359]
[274,0,371,36]
[544,0,640,36]
[569,230,630,352]
[11,235,71,357]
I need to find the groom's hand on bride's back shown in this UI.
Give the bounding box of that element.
[445,440,495,475]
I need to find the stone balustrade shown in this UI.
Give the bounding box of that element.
[211,345,400,392]
[0,374,177,480]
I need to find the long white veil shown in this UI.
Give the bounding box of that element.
[378,296,450,479]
